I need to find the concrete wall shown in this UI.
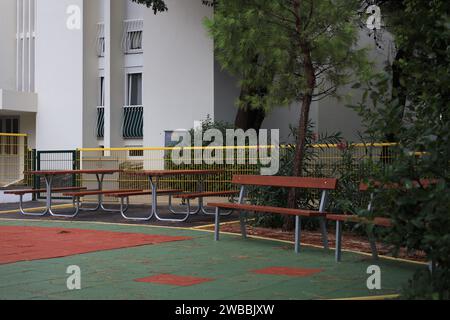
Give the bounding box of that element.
[142,0,214,147]
[316,30,394,142]
[0,0,17,91]
[35,0,84,150]
[83,0,102,148]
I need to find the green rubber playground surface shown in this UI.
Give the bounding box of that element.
[0,219,423,300]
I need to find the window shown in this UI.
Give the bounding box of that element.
[126,30,142,51]
[17,0,36,92]
[122,20,143,54]
[98,76,105,107]
[128,148,144,157]
[126,73,142,106]
[0,118,19,134]
[97,23,105,57]
[0,117,20,155]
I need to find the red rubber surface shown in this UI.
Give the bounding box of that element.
[0,226,191,265]
[252,267,323,277]
[135,274,214,287]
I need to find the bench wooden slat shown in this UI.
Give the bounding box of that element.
[326,214,392,227]
[208,202,327,217]
[110,189,183,198]
[174,190,240,199]
[4,186,87,195]
[63,189,141,197]
[232,175,337,190]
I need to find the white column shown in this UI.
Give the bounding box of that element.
[103,0,124,151]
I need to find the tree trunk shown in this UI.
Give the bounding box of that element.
[283,0,316,230]
[381,49,407,164]
[234,54,268,131]
[234,105,266,131]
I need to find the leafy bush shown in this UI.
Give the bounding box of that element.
[352,0,449,300]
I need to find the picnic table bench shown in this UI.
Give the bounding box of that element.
[209,175,337,253]
[4,186,87,216]
[108,189,183,221]
[9,169,122,217]
[127,169,230,222]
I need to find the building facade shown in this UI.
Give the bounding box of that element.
[0,0,392,152]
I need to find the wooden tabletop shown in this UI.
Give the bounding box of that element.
[125,169,224,177]
[26,169,122,175]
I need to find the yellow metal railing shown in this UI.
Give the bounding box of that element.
[0,133,30,188]
[77,143,398,197]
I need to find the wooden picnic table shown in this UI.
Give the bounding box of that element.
[125,170,225,222]
[25,169,122,217]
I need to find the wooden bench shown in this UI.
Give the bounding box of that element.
[169,190,240,215]
[327,179,437,262]
[208,175,338,253]
[4,186,87,216]
[5,186,87,196]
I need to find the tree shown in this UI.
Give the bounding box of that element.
[206,0,372,228]
[354,0,449,299]
[131,0,167,14]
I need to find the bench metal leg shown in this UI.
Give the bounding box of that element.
[119,197,152,221]
[168,195,234,216]
[151,177,191,223]
[77,200,101,212]
[239,211,247,239]
[168,194,201,215]
[320,217,329,249]
[100,201,129,213]
[19,194,48,216]
[295,216,301,254]
[214,207,220,241]
[367,229,379,260]
[335,220,343,262]
[48,196,81,218]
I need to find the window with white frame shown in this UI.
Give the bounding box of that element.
[16,0,36,92]
[126,73,142,106]
[97,23,105,57]
[98,76,105,106]
[122,20,143,54]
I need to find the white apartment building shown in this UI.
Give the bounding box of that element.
[0,0,392,151]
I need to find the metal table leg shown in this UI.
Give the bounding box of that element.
[76,173,101,212]
[19,193,49,216]
[48,175,81,218]
[118,196,151,221]
[97,173,128,213]
[151,176,190,222]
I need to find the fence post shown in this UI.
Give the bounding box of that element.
[32,149,37,201]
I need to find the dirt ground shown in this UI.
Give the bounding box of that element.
[203,223,427,263]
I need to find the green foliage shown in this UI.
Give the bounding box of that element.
[131,0,167,14]
[205,0,373,112]
[353,0,450,299]
[164,116,258,192]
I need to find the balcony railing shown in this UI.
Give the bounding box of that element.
[96,106,104,138]
[123,105,143,139]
